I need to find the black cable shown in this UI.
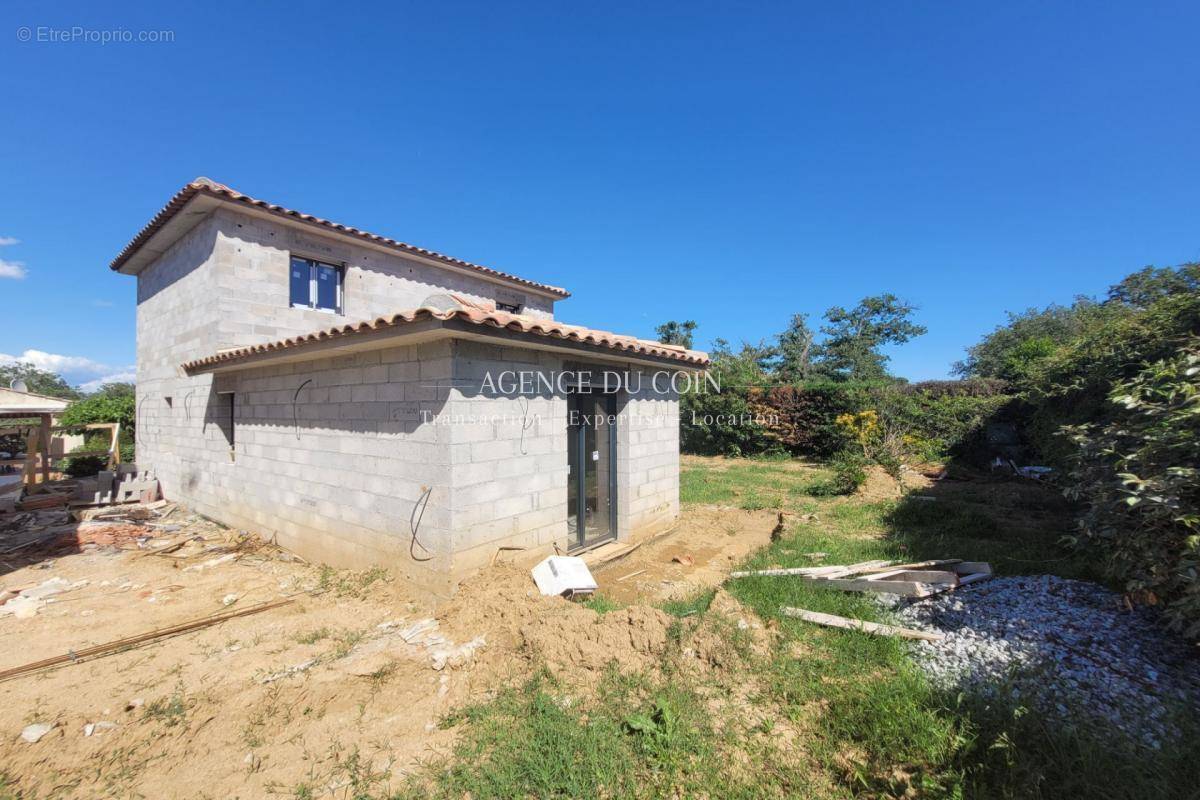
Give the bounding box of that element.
[409,486,434,561]
[292,379,312,440]
[518,396,534,455]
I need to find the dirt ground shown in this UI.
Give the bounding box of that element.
[590,505,780,604]
[0,496,784,799]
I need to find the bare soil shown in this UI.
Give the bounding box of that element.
[0,499,783,799]
[590,505,781,604]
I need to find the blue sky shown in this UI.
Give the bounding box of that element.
[2,1,1197,388]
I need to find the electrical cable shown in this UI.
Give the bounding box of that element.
[409,486,434,561]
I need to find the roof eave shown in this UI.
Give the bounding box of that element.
[109,180,571,299]
[183,318,709,376]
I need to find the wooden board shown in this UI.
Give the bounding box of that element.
[781,607,944,642]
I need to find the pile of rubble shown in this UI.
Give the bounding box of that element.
[890,575,1200,748]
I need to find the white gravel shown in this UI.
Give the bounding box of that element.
[884,575,1200,748]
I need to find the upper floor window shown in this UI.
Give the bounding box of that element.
[496,301,522,314]
[290,256,342,313]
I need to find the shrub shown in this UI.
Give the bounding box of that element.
[873,387,1015,463]
[1064,340,1200,637]
[750,382,874,457]
[806,449,868,496]
[680,343,777,456]
[682,375,1014,464]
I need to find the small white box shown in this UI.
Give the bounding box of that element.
[531,555,598,598]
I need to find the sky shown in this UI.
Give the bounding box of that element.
[1,1,1198,388]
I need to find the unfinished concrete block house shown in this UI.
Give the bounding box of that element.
[112,178,708,595]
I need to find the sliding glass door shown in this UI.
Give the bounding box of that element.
[567,391,617,551]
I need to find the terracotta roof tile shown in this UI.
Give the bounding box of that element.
[181,306,709,372]
[110,178,570,298]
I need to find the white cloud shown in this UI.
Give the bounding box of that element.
[0,236,18,246]
[0,350,134,391]
[0,349,110,375]
[78,370,137,393]
[0,259,26,279]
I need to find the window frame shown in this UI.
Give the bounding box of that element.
[289,255,344,314]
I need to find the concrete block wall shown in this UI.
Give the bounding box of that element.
[616,370,681,540]
[210,207,555,355]
[134,214,225,517]
[200,340,458,595]
[443,341,570,579]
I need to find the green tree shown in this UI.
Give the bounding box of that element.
[817,294,926,381]
[0,362,79,399]
[1106,263,1200,308]
[57,383,136,476]
[774,313,819,383]
[655,320,698,349]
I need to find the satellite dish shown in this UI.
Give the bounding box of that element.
[10,379,28,393]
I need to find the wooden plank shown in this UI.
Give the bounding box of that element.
[867,569,961,584]
[781,607,944,642]
[858,559,962,575]
[729,559,893,580]
[798,574,954,598]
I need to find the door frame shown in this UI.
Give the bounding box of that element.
[568,389,618,553]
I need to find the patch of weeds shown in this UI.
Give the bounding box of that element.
[291,784,314,800]
[367,661,398,686]
[244,684,294,749]
[334,745,393,797]
[142,681,189,728]
[330,628,366,659]
[316,565,392,598]
[581,594,621,614]
[739,489,782,510]
[293,626,332,645]
[660,588,716,618]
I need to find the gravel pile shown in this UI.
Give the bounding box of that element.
[886,575,1200,747]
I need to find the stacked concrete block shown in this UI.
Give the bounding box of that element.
[444,341,569,580]
[615,369,681,540]
[210,207,555,354]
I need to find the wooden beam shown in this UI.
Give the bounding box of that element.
[781,607,944,642]
[729,560,894,579]
[38,414,50,484]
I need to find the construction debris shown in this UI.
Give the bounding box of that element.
[531,555,598,598]
[16,493,70,512]
[0,576,88,618]
[732,559,993,598]
[88,465,160,505]
[781,607,945,642]
[20,722,54,743]
[83,721,117,737]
